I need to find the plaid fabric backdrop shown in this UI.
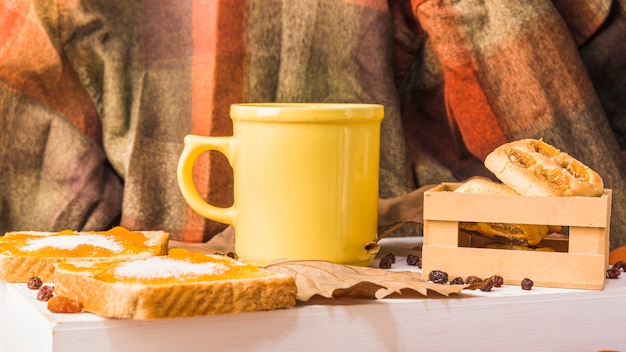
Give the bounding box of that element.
[1,0,626,250]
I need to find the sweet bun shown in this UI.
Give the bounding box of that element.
[484,242,556,252]
[454,177,550,246]
[459,221,549,247]
[453,176,519,195]
[484,139,603,197]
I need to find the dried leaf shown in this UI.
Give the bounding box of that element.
[377,184,435,228]
[265,260,484,301]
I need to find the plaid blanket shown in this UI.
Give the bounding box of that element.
[1,0,626,250]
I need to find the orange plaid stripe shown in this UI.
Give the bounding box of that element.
[183,0,246,242]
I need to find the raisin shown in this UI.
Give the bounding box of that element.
[492,275,504,288]
[37,285,54,301]
[379,254,393,269]
[226,252,238,260]
[450,277,464,285]
[612,260,624,271]
[521,278,534,290]
[406,254,420,266]
[480,279,495,292]
[428,270,449,284]
[47,296,83,314]
[465,275,482,285]
[27,277,43,290]
[607,266,621,279]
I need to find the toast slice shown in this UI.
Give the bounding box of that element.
[53,248,297,319]
[0,226,169,282]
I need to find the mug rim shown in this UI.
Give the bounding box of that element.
[230,103,384,122]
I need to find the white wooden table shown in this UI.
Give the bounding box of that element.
[2,237,625,351]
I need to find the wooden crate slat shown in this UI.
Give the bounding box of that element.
[421,185,611,290]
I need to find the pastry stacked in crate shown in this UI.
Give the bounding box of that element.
[421,139,611,290]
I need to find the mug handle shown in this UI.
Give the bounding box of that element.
[177,134,235,224]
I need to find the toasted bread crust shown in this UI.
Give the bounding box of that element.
[0,256,58,282]
[0,229,169,282]
[53,257,297,319]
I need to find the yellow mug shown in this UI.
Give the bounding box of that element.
[177,103,384,266]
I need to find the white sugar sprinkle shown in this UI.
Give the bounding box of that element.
[20,235,123,253]
[114,257,228,278]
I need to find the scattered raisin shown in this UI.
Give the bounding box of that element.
[386,253,396,263]
[607,266,621,279]
[406,254,420,266]
[465,275,483,285]
[492,275,504,288]
[480,279,494,292]
[226,252,238,260]
[47,296,83,314]
[612,260,624,271]
[27,277,43,290]
[428,270,449,284]
[450,277,465,285]
[37,285,54,301]
[379,254,394,269]
[521,278,534,290]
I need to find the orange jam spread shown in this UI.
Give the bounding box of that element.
[58,248,272,285]
[0,226,160,257]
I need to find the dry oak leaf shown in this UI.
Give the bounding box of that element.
[265,260,470,301]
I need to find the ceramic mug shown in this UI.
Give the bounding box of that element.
[177,103,384,266]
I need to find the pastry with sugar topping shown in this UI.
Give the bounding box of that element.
[0,226,169,282]
[484,139,604,197]
[53,248,297,319]
[454,177,552,246]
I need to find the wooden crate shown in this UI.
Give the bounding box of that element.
[421,183,612,290]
